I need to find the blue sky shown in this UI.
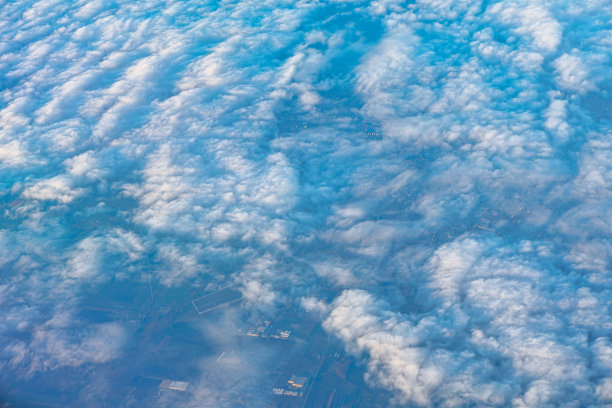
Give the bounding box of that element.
[1,0,612,406]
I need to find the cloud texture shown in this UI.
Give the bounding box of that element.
[1,0,612,406]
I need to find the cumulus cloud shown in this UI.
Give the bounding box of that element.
[2,0,612,406]
[491,3,563,52]
[22,175,85,204]
[323,290,446,406]
[323,235,612,406]
[6,321,127,377]
[0,140,29,167]
[554,52,595,92]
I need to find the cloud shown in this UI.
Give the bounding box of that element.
[323,290,443,405]
[313,261,357,286]
[0,140,29,167]
[491,3,563,52]
[2,0,612,406]
[322,234,612,406]
[322,289,511,406]
[5,320,127,378]
[554,52,595,92]
[22,175,85,204]
[155,242,204,286]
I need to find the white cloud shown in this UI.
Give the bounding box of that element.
[241,280,276,306]
[64,236,103,280]
[64,150,103,177]
[2,0,612,406]
[155,242,203,286]
[489,2,562,51]
[554,52,594,92]
[0,140,28,167]
[248,152,298,211]
[332,220,402,257]
[544,94,570,139]
[22,175,85,203]
[9,321,127,377]
[322,289,509,406]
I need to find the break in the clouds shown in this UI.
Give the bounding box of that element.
[1,0,612,406]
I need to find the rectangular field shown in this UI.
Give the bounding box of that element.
[192,286,242,314]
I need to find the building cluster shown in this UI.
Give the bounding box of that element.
[271,375,308,398]
[159,380,189,392]
[360,122,381,138]
[246,319,291,339]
